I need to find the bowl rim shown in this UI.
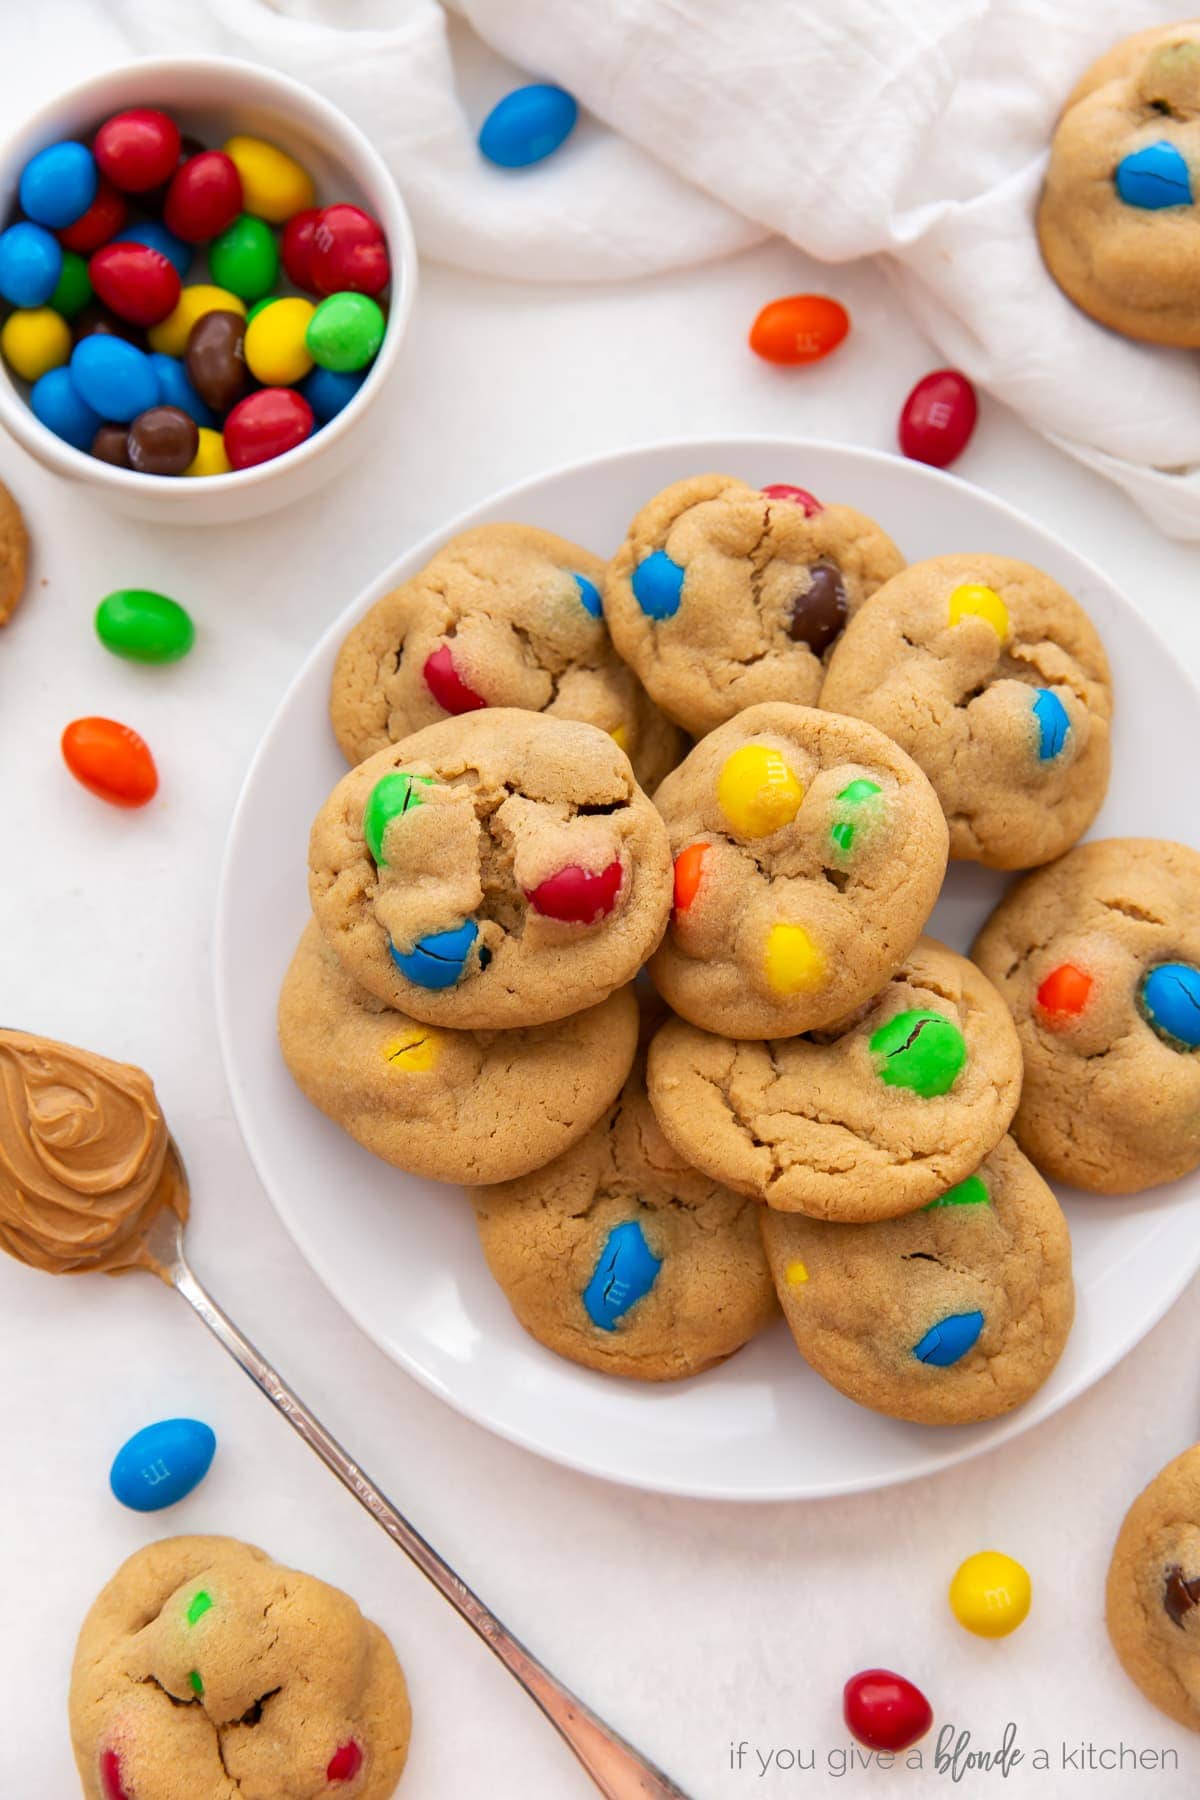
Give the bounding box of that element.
[0,53,417,498]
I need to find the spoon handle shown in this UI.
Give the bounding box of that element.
[168,1254,690,1800]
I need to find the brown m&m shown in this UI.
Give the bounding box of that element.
[788,561,847,653]
[1164,1566,1200,1628]
[185,308,248,413]
[126,404,198,476]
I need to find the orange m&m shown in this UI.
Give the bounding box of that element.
[62,715,158,807]
[1036,963,1092,1024]
[673,843,708,913]
[749,294,849,366]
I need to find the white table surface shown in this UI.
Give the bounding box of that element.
[3,199,1200,1800]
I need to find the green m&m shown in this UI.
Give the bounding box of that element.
[363,770,433,865]
[95,589,194,664]
[869,1008,967,1097]
[208,214,280,302]
[306,291,386,372]
[50,249,91,318]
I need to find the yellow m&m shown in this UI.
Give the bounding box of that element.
[947,582,1008,642]
[184,428,232,478]
[764,922,827,995]
[1,306,70,381]
[148,285,246,357]
[382,1028,441,1073]
[948,1550,1032,1637]
[784,1260,809,1288]
[609,724,629,753]
[223,135,316,225]
[244,296,315,386]
[717,743,804,837]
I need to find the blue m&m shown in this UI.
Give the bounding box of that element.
[109,1417,216,1512]
[1032,688,1070,761]
[574,572,603,618]
[70,335,159,422]
[632,549,685,620]
[0,221,63,308]
[19,140,97,229]
[390,919,480,989]
[582,1219,662,1330]
[1139,962,1200,1049]
[30,365,100,449]
[1115,140,1192,209]
[300,364,366,423]
[149,353,215,428]
[479,84,578,169]
[913,1310,984,1367]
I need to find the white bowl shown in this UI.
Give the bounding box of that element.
[0,56,417,525]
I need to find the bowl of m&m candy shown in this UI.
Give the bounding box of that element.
[0,57,415,522]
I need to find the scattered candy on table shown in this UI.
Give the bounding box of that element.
[61,715,158,807]
[96,587,194,662]
[949,1550,1033,1637]
[843,1669,933,1753]
[108,1417,216,1512]
[479,84,579,169]
[749,294,850,365]
[0,104,392,476]
[899,369,978,468]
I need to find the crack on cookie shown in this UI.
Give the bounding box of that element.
[1101,896,1165,925]
[140,1674,192,1709]
[237,1686,282,1726]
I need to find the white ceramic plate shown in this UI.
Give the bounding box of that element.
[215,437,1200,1502]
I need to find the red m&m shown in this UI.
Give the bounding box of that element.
[58,178,127,254]
[164,151,243,244]
[899,369,977,469]
[1036,962,1093,1025]
[94,109,182,193]
[223,387,313,469]
[99,1748,132,1800]
[761,483,823,516]
[422,645,487,715]
[843,1668,933,1753]
[310,204,390,297]
[327,1739,364,1783]
[527,859,623,924]
[89,241,180,327]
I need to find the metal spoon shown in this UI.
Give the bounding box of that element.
[141,1143,690,1800]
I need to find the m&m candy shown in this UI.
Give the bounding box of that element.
[223,134,315,224]
[148,351,215,427]
[843,1669,933,1753]
[673,843,708,913]
[31,365,100,448]
[49,250,92,317]
[301,364,365,422]
[0,221,63,307]
[223,387,313,469]
[526,859,623,924]
[109,1417,216,1511]
[390,920,480,989]
[112,218,191,280]
[1139,962,1200,1049]
[245,295,314,385]
[184,427,231,478]
[20,141,97,229]
[479,84,579,169]
[326,1741,365,1784]
[631,549,685,620]
[209,212,279,300]
[749,294,849,365]
[762,482,822,515]
[948,1550,1032,1637]
[96,588,194,663]
[306,290,384,372]
[147,283,246,357]
[870,1009,967,1096]
[62,716,158,806]
[89,240,180,327]
[947,580,1007,639]
[94,109,182,193]
[0,306,70,381]
[127,405,199,476]
[57,176,127,254]
[582,1220,661,1329]
[717,743,804,837]
[186,310,250,414]
[70,335,160,421]
[309,203,390,296]
[899,369,978,469]
[1115,140,1192,209]
[164,150,242,243]
[423,644,486,714]
[281,206,322,290]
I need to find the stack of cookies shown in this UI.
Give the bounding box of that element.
[279,475,1200,1428]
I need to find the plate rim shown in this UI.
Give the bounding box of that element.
[214,432,1200,1502]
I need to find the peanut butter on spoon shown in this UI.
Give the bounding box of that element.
[0,1029,186,1279]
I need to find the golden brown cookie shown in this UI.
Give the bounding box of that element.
[1038,25,1200,345]
[972,837,1200,1193]
[1108,1443,1200,1732]
[308,709,673,1030]
[278,919,639,1184]
[647,936,1022,1219]
[0,476,27,626]
[329,523,682,791]
[761,1136,1074,1426]
[470,1062,778,1381]
[647,702,948,1039]
[70,1536,411,1800]
[601,474,905,737]
[820,554,1112,869]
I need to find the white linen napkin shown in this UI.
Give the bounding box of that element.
[21,0,1200,536]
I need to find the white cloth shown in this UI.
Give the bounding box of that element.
[27,0,1200,535]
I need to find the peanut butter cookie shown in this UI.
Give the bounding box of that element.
[1108,1443,1200,1732]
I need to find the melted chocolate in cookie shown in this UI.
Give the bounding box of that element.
[1164,1564,1200,1628]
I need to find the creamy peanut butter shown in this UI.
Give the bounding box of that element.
[0,1030,187,1278]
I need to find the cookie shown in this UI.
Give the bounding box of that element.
[761,1135,1074,1425]
[1038,26,1200,345]
[309,709,673,1029]
[601,474,905,737]
[647,935,1022,1219]
[329,523,682,791]
[647,702,948,1039]
[820,554,1112,869]
[1108,1444,1200,1733]
[279,919,639,1184]
[0,475,28,626]
[70,1536,411,1800]
[972,837,1200,1193]
[470,1061,778,1380]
